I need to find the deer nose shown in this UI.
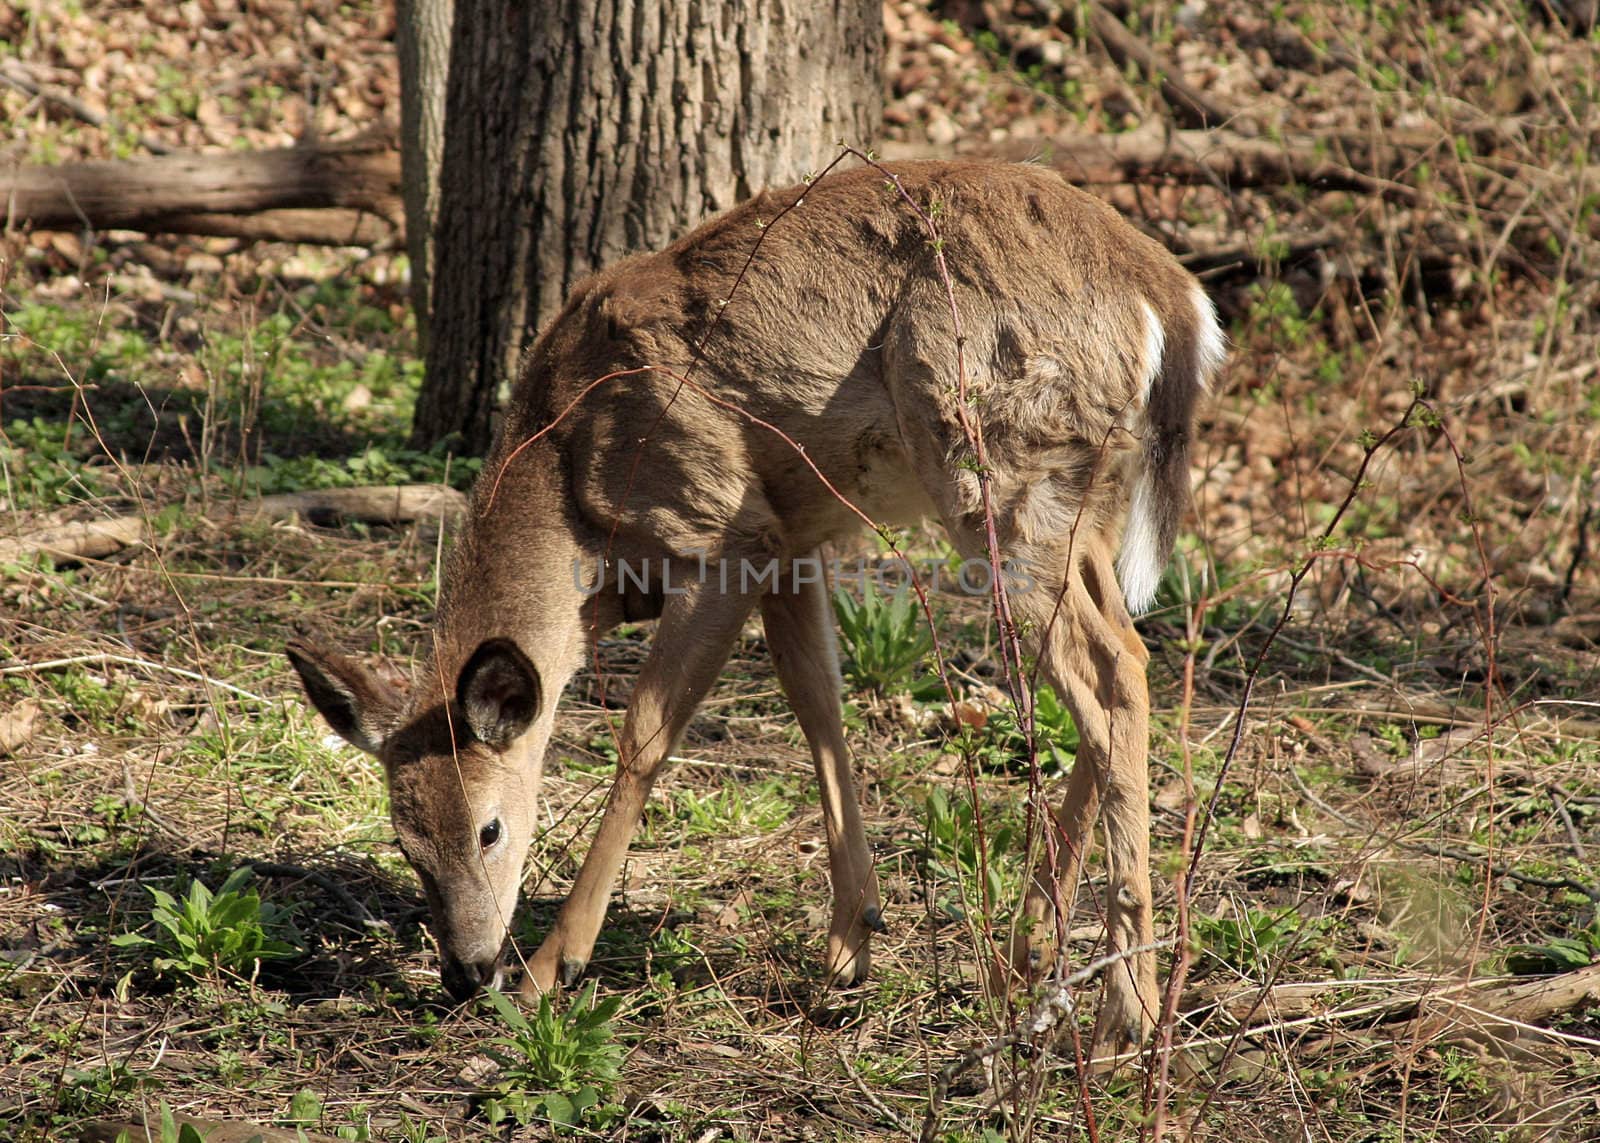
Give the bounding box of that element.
[440,953,499,1002]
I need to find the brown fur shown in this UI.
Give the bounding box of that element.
[287,160,1224,1060]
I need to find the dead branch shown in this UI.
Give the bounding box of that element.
[0,136,401,237]
[1076,1,1230,129]
[0,483,466,566]
[0,516,147,565]
[1185,963,1600,1055]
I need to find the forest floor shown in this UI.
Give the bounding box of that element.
[3,1,1600,1140]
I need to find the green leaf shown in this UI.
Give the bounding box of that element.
[541,1092,576,1126]
[481,986,529,1032]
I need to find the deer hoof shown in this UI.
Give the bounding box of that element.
[560,956,587,988]
[862,904,887,934]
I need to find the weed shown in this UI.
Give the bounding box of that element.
[833,581,942,700]
[479,984,625,1131]
[1,417,109,506]
[39,1058,144,1119]
[1193,903,1333,977]
[1502,932,1597,974]
[923,786,1025,922]
[1241,280,1317,348]
[970,683,1079,775]
[286,1088,325,1129]
[111,865,300,984]
[394,1113,449,1143]
[1439,1047,1491,1096]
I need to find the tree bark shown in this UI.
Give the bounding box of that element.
[409,0,884,453]
[396,0,455,353]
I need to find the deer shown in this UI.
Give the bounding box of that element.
[285,159,1225,1059]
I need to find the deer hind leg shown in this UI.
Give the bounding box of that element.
[523,576,756,997]
[760,560,882,985]
[1009,533,1158,1062]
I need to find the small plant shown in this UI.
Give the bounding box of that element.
[479,984,625,1131]
[832,581,942,700]
[111,865,299,983]
[1502,934,1596,975]
[975,684,1079,775]
[1194,903,1330,978]
[923,786,1024,922]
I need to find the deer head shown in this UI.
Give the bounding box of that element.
[286,635,551,1000]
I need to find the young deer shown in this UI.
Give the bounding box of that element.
[287,160,1224,1057]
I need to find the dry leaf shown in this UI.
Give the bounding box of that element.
[713,888,756,930]
[0,700,41,756]
[949,699,988,730]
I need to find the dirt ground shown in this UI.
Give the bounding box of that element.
[3,1,1599,1140]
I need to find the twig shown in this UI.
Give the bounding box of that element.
[0,59,174,155]
[826,1039,917,1139]
[1073,2,1231,129]
[918,940,1175,1143]
[121,761,183,840]
[1546,785,1588,861]
[248,861,386,930]
[249,860,385,929]
[0,652,270,704]
[1272,632,1401,686]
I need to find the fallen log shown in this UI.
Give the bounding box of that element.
[0,136,401,238]
[0,483,466,566]
[5,125,1587,258]
[882,122,1432,198]
[134,207,398,247]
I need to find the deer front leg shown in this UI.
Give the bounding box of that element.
[522,580,755,996]
[760,565,882,986]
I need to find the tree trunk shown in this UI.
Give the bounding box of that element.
[409,0,884,453]
[395,0,454,354]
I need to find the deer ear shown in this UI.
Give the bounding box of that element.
[456,638,541,750]
[286,639,405,756]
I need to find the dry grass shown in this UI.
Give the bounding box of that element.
[4,1,1600,1140]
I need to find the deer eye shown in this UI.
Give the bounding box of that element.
[478,819,502,850]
